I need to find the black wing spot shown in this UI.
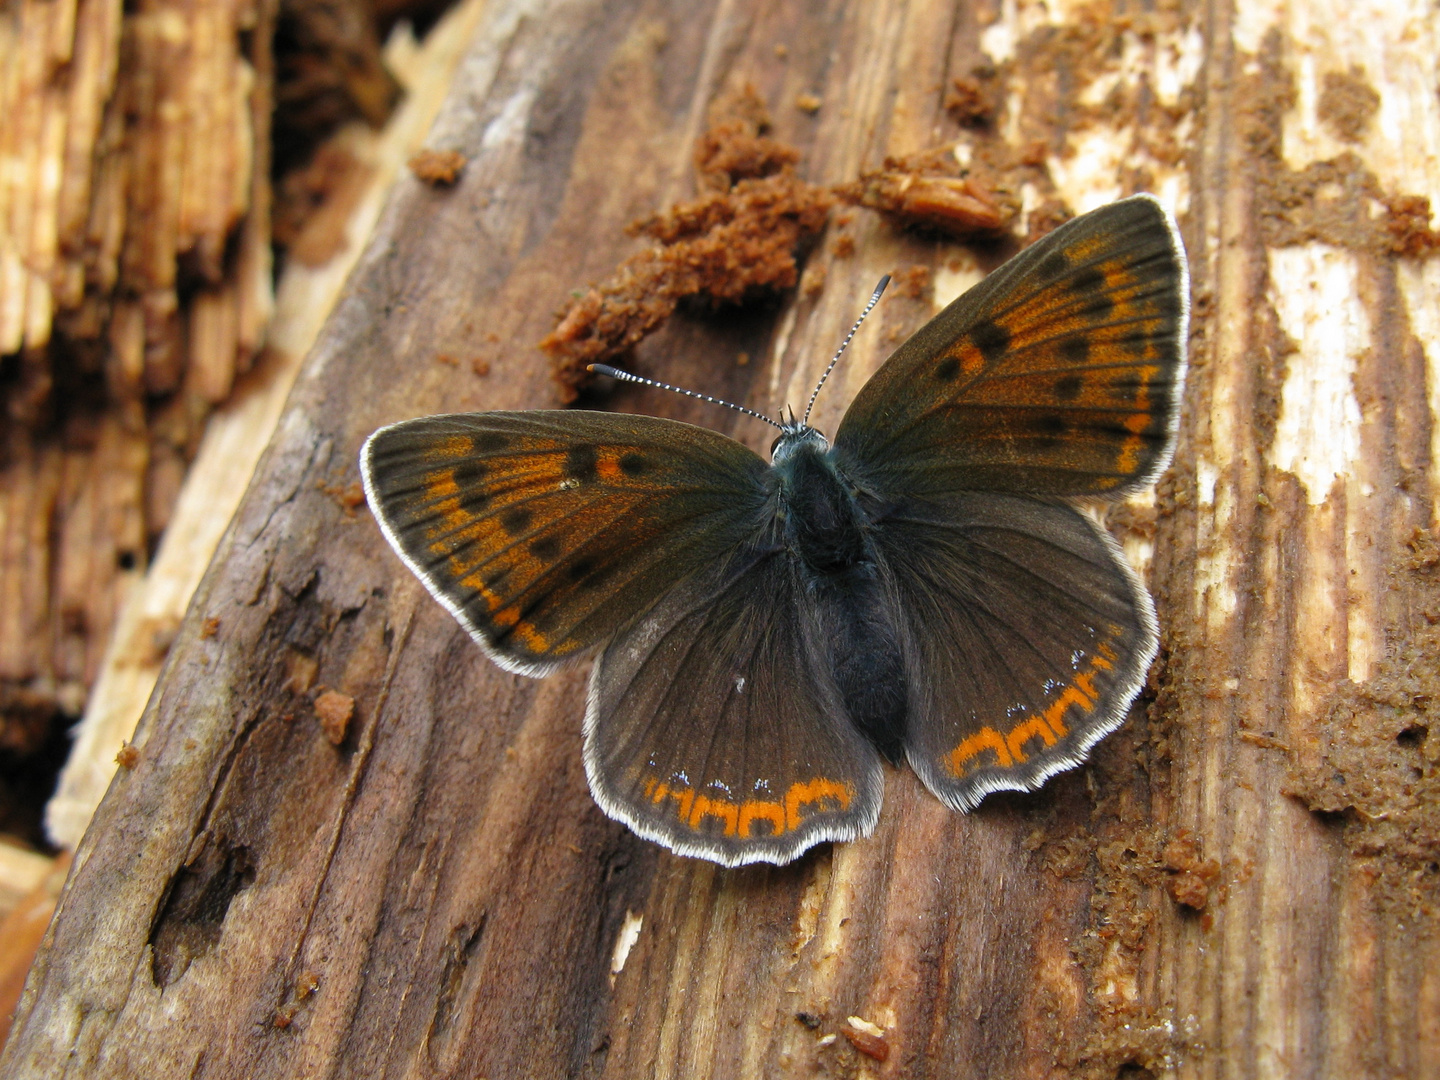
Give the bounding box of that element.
[475,432,508,452]
[501,507,534,533]
[1054,374,1084,400]
[565,444,599,482]
[451,460,487,487]
[1070,267,1115,319]
[1033,414,1068,438]
[1059,337,1090,365]
[933,356,961,381]
[568,558,612,589]
[747,816,781,838]
[970,320,1011,364]
[619,452,649,477]
[451,461,490,511]
[529,536,561,561]
[1036,249,1071,282]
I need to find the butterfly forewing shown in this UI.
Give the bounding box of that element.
[587,549,884,866]
[834,194,1188,498]
[362,412,772,674]
[873,494,1155,808]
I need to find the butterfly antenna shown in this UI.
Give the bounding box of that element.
[802,275,890,426]
[588,364,783,430]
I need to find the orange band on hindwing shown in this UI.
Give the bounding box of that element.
[945,638,1124,778]
[642,775,854,839]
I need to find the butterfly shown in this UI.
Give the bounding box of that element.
[360,195,1189,867]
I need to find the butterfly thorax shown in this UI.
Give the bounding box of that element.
[773,436,868,574]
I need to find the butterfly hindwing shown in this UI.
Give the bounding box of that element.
[361,412,771,674]
[871,493,1155,808]
[586,547,884,866]
[834,194,1188,498]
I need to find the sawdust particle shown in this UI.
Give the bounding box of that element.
[314,690,354,745]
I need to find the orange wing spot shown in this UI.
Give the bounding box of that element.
[423,468,460,499]
[1132,363,1159,399]
[1115,434,1144,476]
[1067,235,1109,261]
[512,621,548,652]
[417,468,472,542]
[939,341,987,376]
[1040,681,1095,738]
[458,570,505,613]
[1096,640,1118,665]
[423,435,474,461]
[649,782,696,823]
[1114,363,1160,476]
[784,778,853,830]
[945,727,1013,776]
[689,795,740,836]
[738,800,787,838]
[492,606,520,628]
[596,454,626,483]
[1006,716,1058,763]
[445,541,488,577]
[425,496,477,545]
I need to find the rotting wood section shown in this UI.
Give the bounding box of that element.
[0,0,278,752]
[5,0,1440,1077]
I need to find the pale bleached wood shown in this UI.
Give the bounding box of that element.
[0,0,276,741]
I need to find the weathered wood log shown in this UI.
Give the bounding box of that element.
[44,0,496,852]
[7,0,1440,1076]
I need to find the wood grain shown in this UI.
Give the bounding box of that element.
[0,0,276,745]
[6,0,1440,1077]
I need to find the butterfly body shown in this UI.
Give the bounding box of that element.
[362,195,1190,866]
[770,427,910,761]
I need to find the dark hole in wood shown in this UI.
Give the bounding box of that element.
[148,838,256,988]
[1397,723,1428,748]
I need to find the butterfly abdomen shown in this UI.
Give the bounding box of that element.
[825,583,908,762]
[777,441,908,761]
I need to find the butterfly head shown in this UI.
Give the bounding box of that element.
[770,417,828,464]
